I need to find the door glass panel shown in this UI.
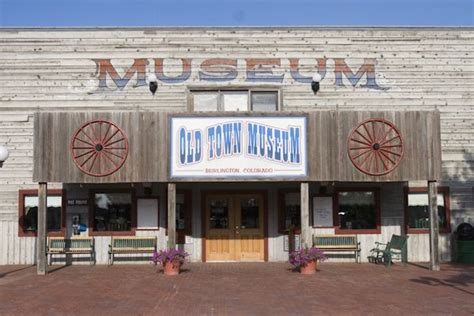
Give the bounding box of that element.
[222,91,248,111]
[240,197,259,229]
[209,198,229,229]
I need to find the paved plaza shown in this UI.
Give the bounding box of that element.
[0,262,473,315]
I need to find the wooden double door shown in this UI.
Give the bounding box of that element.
[204,193,265,262]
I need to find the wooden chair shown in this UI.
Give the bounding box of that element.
[369,234,409,267]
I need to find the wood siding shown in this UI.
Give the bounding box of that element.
[0,27,473,264]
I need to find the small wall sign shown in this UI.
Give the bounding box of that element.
[67,199,88,206]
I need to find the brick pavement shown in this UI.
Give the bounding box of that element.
[0,262,473,315]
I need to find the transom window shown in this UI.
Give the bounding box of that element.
[191,90,279,111]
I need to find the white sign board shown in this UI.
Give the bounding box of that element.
[313,196,333,227]
[170,117,307,178]
[137,198,159,230]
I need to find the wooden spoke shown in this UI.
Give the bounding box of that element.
[71,120,129,177]
[74,149,95,160]
[347,118,404,176]
[349,146,372,151]
[350,138,372,147]
[352,148,373,160]
[104,137,126,148]
[74,137,95,147]
[354,130,373,146]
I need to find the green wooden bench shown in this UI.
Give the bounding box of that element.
[47,237,95,265]
[369,234,409,267]
[313,235,361,263]
[108,236,157,265]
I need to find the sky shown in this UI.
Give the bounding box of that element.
[0,0,472,27]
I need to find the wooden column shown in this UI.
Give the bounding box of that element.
[428,180,440,271]
[300,182,311,249]
[37,182,48,275]
[167,183,176,249]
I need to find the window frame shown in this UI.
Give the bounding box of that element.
[165,189,193,244]
[404,187,451,234]
[88,188,137,236]
[334,187,381,235]
[278,188,301,234]
[18,189,66,237]
[187,87,282,112]
[176,189,192,244]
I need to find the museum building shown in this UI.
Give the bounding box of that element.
[0,27,472,269]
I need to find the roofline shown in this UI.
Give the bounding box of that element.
[0,26,473,32]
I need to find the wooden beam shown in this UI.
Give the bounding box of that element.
[37,182,48,275]
[428,180,440,271]
[167,183,176,249]
[300,182,311,249]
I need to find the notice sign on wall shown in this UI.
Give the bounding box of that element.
[170,116,307,178]
[313,196,334,227]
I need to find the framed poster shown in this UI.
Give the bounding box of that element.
[137,198,159,230]
[313,196,333,227]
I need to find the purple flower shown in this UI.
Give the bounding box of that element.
[289,247,327,268]
[151,248,189,265]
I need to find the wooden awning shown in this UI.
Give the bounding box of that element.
[33,110,441,183]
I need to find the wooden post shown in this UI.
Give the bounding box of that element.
[167,183,176,249]
[37,182,48,275]
[300,182,311,249]
[428,180,440,271]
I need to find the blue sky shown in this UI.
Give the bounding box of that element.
[0,0,472,27]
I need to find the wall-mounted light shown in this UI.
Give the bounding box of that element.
[0,145,9,167]
[147,74,158,95]
[311,73,322,94]
[143,182,152,196]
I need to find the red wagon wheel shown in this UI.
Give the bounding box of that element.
[347,118,404,176]
[70,120,129,177]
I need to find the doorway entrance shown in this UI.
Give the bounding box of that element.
[203,193,266,262]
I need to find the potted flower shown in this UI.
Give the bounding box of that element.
[151,248,189,275]
[289,247,327,275]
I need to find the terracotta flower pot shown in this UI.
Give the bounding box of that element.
[163,260,181,275]
[300,260,317,275]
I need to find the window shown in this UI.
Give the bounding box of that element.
[90,190,135,235]
[176,190,192,244]
[278,190,301,233]
[191,90,279,111]
[405,187,450,233]
[18,189,65,237]
[335,189,380,234]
